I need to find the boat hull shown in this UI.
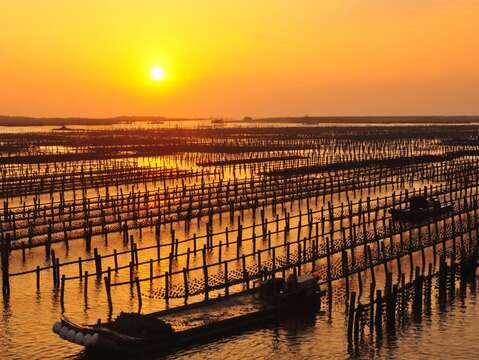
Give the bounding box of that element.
[389,203,454,222]
[53,289,321,354]
[55,309,278,354]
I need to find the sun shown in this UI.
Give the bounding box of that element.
[151,66,165,81]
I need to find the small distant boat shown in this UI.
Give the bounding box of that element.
[389,196,454,222]
[211,118,225,125]
[52,125,72,131]
[52,273,321,354]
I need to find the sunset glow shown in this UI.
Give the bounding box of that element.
[1,1,479,118]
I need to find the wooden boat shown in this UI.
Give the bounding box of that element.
[389,196,454,222]
[52,273,321,354]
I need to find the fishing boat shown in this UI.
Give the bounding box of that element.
[389,196,454,222]
[52,125,72,131]
[52,273,321,354]
[211,118,225,126]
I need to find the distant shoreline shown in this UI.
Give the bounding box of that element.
[246,115,479,124]
[1,115,479,126]
[0,116,170,127]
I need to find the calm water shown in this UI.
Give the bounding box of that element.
[2,120,479,134]
[1,125,478,359]
[167,284,479,360]
[2,277,477,359]
[1,213,477,360]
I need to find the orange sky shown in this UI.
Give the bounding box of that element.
[1,1,479,118]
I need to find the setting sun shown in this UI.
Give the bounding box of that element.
[151,67,165,81]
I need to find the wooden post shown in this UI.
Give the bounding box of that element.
[84,271,89,306]
[375,289,383,334]
[347,292,356,343]
[165,272,169,304]
[36,266,40,290]
[113,250,118,272]
[183,268,189,302]
[104,276,113,313]
[369,283,375,336]
[60,274,66,311]
[354,304,362,346]
[149,259,153,280]
[326,237,332,308]
[203,265,209,300]
[135,277,142,313]
[224,261,229,296]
